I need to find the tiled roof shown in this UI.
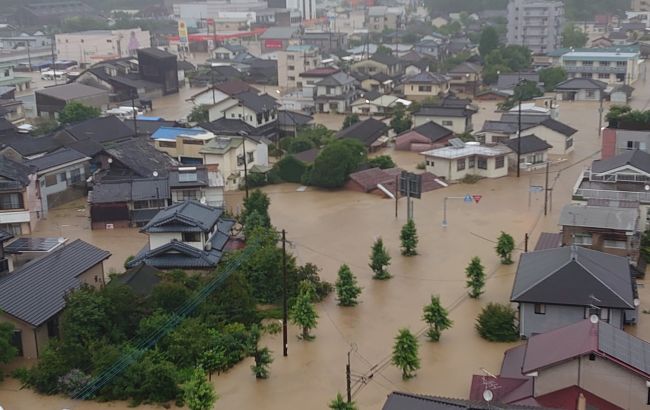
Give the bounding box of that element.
[105,138,177,178]
[25,147,89,172]
[0,239,110,326]
[61,116,134,145]
[0,132,61,157]
[533,232,562,251]
[554,78,608,90]
[559,204,638,231]
[404,121,453,142]
[0,155,34,186]
[235,91,279,113]
[89,178,170,203]
[382,392,547,410]
[415,106,472,118]
[35,83,107,100]
[370,53,401,66]
[539,118,578,137]
[502,134,552,154]
[141,200,223,233]
[336,118,388,147]
[404,71,449,85]
[127,240,222,269]
[591,149,650,174]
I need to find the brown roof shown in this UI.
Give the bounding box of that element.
[214,79,257,96]
[348,167,401,192]
[533,232,562,251]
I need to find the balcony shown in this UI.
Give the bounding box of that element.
[574,187,650,202]
[563,65,627,74]
[0,209,30,224]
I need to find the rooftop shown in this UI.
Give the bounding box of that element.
[559,204,638,231]
[336,118,389,147]
[422,143,511,159]
[502,134,553,154]
[592,149,650,174]
[562,51,638,60]
[151,127,213,141]
[105,138,178,178]
[414,106,473,118]
[141,200,223,233]
[35,83,107,101]
[25,147,89,173]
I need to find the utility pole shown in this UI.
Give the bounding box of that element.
[598,95,604,136]
[50,32,57,86]
[242,134,249,199]
[394,174,398,219]
[346,350,352,403]
[524,233,528,252]
[282,229,288,357]
[26,39,32,72]
[516,77,522,178]
[544,161,549,216]
[131,92,138,137]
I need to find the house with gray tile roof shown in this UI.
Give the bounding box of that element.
[0,155,40,235]
[511,246,637,338]
[554,78,608,101]
[0,239,110,358]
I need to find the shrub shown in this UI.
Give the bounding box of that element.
[58,368,91,397]
[415,161,426,170]
[461,174,482,184]
[287,137,315,154]
[275,155,307,183]
[475,303,519,342]
[368,155,396,169]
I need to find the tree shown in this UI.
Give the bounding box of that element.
[287,136,315,154]
[329,393,358,410]
[606,105,632,122]
[376,45,393,55]
[31,117,59,136]
[290,280,319,340]
[310,139,366,188]
[251,347,273,379]
[0,322,17,379]
[187,105,209,123]
[182,367,218,410]
[641,230,650,264]
[199,348,228,380]
[367,155,396,169]
[342,113,360,129]
[151,281,192,314]
[389,104,412,133]
[539,67,567,92]
[400,219,418,256]
[335,264,362,306]
[391,328,420,380]
[496,231,515,264]
[479,26,499,56]
[369,237,391,280]
[422,295,453,342]
[475,303,519,342]
[274,155,307,183]
[465,257,486,299]
[58,101,101,125]
[241,189,271,227]
[562,24,588,48]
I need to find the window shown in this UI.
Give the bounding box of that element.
[237,155,245,166]
[182,232,201,242]
[442,120,453,126]
[133,199,166,209]
[58,172,67,183]
[183,139,204,145]
[598,61,609,66]
[627,140,641,150]
[159,141,177,148]
[287,55,294,60]
[3,69,8,77]
[617,61,627,66]
[534,303,546,314]
[178,172,198,182]
[418,85,432,92]
[288,76,295,81]
[598,73,610,79]
[106,39,112,43]
[582,60,593,66]
[468,156,475,168]
[0,223,21,235]
[456,158,466,171]
[247,152,254,163]
[288,65,295,71]
[70,168,82,183]
[566,138,573,149]
[580,73,593,79]
[586,90,595,98]
[45,174,58,187]
[495,156,505,169]
[0,193,24,210]
[573,233,593,245]
[604,239,626,249]
[175,190,200,201]
[47,317,59,338]
[477,157,488,170]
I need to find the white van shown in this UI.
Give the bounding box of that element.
[40,70,68,81]
[105,106,142,120]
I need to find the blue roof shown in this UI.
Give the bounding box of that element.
[286,44,318,52]
[151,127,208,141]
[136,116,163,121]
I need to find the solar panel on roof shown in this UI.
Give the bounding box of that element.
[5,237,65,252]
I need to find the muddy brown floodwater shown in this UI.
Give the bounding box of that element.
[3,69,650,410]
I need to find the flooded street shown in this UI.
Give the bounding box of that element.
[2,70,650,409]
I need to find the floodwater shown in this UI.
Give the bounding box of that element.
[2,70,650,409]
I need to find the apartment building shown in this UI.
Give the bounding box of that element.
[560,50,640,84]
[277,44,321,90]
[55,29,151,67]
[506,0,564,54]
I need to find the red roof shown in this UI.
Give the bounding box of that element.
[469,375,532,404]
[536,386,622,410]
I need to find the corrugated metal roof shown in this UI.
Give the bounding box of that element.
[25,147,89,173]
[0,239,110,326]
[559,204,638,231]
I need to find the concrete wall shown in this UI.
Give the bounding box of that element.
[0,313,47,359]
[150,232,182,249]
[519,302,625,338]
[56,29,151,66]
[277,49,320,89]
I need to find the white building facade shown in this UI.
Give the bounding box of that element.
[55,29,151,67]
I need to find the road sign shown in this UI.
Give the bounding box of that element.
[529,185,544,193]
[473,195,482,204]
[399,171,422,199]
[464,194,472,203]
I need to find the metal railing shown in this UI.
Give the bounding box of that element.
[563,65,627,73]
[574,188,650,202]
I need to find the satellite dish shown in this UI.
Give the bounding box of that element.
[589,314,599,324]
[482,390,493,402]
[634,298,641,307]
[152,171,159,177]
[107,157,113,164]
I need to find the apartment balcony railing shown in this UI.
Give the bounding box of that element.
[563,65,627,73]
[574,188,650,202]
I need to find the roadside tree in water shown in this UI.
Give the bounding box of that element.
[182,367,218,410]
[251,347,273,379]
[392,328,420,380]
[465,257,486,298]
[329,393,358,410]
[0,322,17,379]
[290,280,319,340]
[309,139,367,188]
[367,155,396,169]
[58,101,101,125]
[476,303,519,342]
[496,231,515,264]
[422,295,453,342]
[390,103,412,134]
[241,189,271,227]
[342,113,360,129]
[335,264,362,306]
[400,219,418,256]
[370,237,391,279]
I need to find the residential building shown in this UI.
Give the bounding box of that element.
[560,50,640,85]
[422,142,511,181]
[559,203,641,265]
[278,44,321,90]
[259,26,299,54]
[402,71,450,102]
[395,121,454,152]
[137,48,179,96]
[212,43,247,61]
[573,150,650,231]
[351,54,403,80]
[14,1,96,26]
[383,392,546,410]
[351,95,411,116]
[602,127,650,158]
[201,135,268,191]
[25,148,90,217]
[0,156,40,235]
[35,83,109,119]
[301,32,348,53]
[506,0,565,54]
[168,166,224,207]
[336,118,389,152]
[151,127,216,164]
[554,77,608,101]
[0,90,25,125]
[56,29,150,67]
[0,239,110,358]
[278,110,313,137]
[0,64,30,93]
[412,106,475,134]
[509,118,577,157]
[97,137,178,181]
[447,62,482,96]
[355,72,395,94]
[502,134,552,170]
[496,72,541,94]
[414,35,447,60]
[314,71,357,113]
[610,84,635,104]
[367,6,402,33]
[53,116,134,159]
[470,320,650,409]
[511,246,636,338]
[126,200,235,271]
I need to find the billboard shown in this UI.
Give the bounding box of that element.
[264,39,284,49]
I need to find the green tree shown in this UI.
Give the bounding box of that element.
[151,281,191,314]
[61,16,108,32]
[641,230,650,264]
[400,219,418,256]
[58,101,101,125]
[479,26,499,56]
[375,45,393,55]
[342,113,360,129]
[335,264,362,306]
[562,24,588,48]
[475,303,519,342]
[296,124,335,146]
[243,210,269,239]
[199,348,228,380]
[290,280,319,340]
[287,136,315,154]
[187,105,210,123]
[241,189,271,227]
[0,322,17,379]
[329,393,358,409]
[465,257,486,299]
[605,105,632,122]
[391,328,420,380]
[422,295,452,342]
[310,139,366,188]
[274,155,307,183]
[539,67,567,91]
[369,237,391,280]
[367,155,396,169]
[390,104,412,133]
[182,367,218,410]
[496,231,515,264]
[31,117,59,136]
[251,347,273,379]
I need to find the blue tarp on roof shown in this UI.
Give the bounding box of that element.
[151,127,207,141]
